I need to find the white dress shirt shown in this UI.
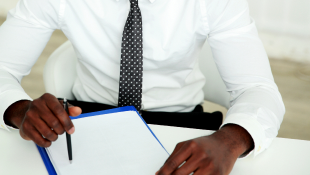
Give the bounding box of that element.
[0,0,285,157]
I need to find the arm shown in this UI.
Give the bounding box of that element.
[206,0,285,156]
[0,0,81,147]
[156,124,253,175]
[0,0,60,131]
[156,0,285,174]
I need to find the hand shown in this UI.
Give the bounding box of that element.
[4,93,82,147]
[156,124,254,175]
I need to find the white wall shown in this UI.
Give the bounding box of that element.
[248,0,310,63]
[0,0,310,63]
[248,0,310,37]
[0,0,19,17]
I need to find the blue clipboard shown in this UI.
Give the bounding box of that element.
[36,106,168,175]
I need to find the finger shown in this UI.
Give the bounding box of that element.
[38,106,65,135]
[165,142,186,163]
[171,154,200,175]
[157,142,186,175]
[157,142,187,175]
[23,125,52,147]
[157,142,192,175]
[20,129,31,140]
[161,141,186,170]
[68,106,82,117]
[58,100,82,117]
[19,117,33,141]
[191,167,203,175]
[45,96,75,134]
[33,118,58,142]
[192,167,212,175]
[193,160,220,175]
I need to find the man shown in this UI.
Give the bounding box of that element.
[0,0,285,174]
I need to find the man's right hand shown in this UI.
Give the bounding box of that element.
[3,93,82,147]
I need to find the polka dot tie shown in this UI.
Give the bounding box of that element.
[118,0,143,113]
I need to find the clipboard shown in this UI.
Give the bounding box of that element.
[36,106,167,175]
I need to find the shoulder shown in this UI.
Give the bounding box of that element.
[203,0,250,32]
[204,0,249,17]
[8,0,64,29]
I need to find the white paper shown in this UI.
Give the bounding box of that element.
[46,111,169,175]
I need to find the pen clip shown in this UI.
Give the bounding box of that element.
[63,97,67,106]
[63,97,69,115]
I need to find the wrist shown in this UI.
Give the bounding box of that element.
[213,124,254,158]
[4,100,31,129]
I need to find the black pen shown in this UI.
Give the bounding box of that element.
[63,98,73,164]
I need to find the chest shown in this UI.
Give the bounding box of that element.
[61,0,208,68]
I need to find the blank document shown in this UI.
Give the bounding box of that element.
[46,110,169,175]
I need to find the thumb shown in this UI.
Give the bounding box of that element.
[59,100,82,117]
[68,106,82,117]
[20,130,31,141]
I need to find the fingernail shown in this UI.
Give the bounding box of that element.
[68,126,75,134]
[155,171,158,175]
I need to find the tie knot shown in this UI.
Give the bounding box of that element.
[130,0,139,6]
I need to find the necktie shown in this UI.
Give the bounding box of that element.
[118,0,143,112]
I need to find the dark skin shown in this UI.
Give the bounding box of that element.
[4,93,82,147]
[156,124,254,175]
[4,93,254,174]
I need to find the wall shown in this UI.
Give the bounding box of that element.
[248,0,310,63]
[1,0,310,63]
[0,0,19,17]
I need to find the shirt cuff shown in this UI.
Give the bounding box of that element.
[0,91,32,131]
[220,113,265,158]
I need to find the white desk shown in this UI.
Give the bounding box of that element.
[1,124,310,175]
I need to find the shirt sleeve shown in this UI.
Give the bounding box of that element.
[0,0,63,131]
[204,0,285,157]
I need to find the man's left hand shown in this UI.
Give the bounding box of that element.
[155,124,254,175]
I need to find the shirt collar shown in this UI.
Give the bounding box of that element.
[115,0,156,3]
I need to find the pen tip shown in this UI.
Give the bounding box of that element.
[70,160,72,164]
